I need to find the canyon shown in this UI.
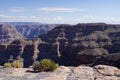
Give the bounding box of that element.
[0,23,120,68]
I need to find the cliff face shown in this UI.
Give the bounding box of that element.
[0,23,120,67]
[14,24,58,39]
[40,23,120,54]
[0,39,59,67]
[40,23,120,66]
[0,24,25,44]
[1,22,59,39]
[0,23,59,44]
[41,23,120,45]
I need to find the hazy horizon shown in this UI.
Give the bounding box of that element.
[0,0,120,24]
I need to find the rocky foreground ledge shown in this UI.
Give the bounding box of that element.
[0,65,120,80]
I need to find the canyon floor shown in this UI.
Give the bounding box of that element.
[0,65,120,80]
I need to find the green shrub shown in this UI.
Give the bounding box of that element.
[11,60,23,68]
[3,62,12,68]
[33,59,58,72]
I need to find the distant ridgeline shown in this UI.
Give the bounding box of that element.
[0,22,59,44]
[0,23,120,68]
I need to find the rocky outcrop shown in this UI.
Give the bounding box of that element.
[42,65,120,80]
[94,65,118,76]
[0,65,120,80]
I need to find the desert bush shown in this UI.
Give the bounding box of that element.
[33,59,58,72]
[11,60,23,68]
[3,62,12,68]
[32,61,39,71]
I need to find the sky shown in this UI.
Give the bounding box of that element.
[0,0,120,24]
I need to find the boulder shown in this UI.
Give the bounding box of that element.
[94,65,118,76]
[73,66,95,80]
[42,66,70,80]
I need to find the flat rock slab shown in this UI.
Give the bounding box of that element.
[94,65,119,76]
[0,65,120,80]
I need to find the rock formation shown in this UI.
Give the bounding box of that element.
[0,24,25,44]
[0,65,120,80]
[14,24,58,39]
[0,23,120,67]
[0,22,59,43]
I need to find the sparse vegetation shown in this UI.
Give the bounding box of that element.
[11,60,23,68]
[3,60,23,68]
[33,59,58,72]
[3,62,12,68]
